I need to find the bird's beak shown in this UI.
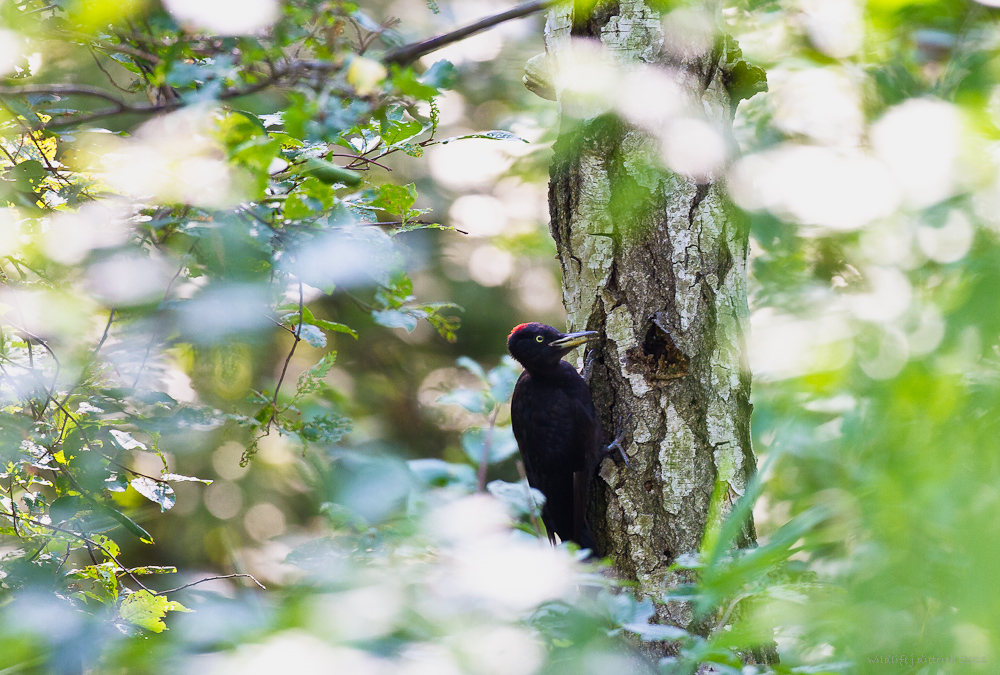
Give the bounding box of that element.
[550,331,599,349]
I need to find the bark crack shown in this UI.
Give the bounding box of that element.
[688,183,710,226]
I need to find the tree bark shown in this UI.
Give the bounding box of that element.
[543,0,761,639]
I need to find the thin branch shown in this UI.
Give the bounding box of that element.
[258,310,296,335]
[8,476,19,537]
[0,62,337,130]
[384,0,552,66]
[0,140,18,166]
[158,573,266,594]
[56,29,163,65]
[57,308,115,411]
[714,591,754,633]
[268,280,305,426]
[330,153,392,171]
[2,3,554,130]
[347,17,367,53]
[9,323,61,414]
[90,49,137,94]
[358,18,401,56]
[92,308,117,356]
[23,4,56,15]
[55,541,72,580]
[362,219,466,234]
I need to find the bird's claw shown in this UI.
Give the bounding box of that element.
[580,348,598,382]
[604,413,633,469]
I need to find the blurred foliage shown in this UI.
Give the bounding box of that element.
[2,0,1000,673]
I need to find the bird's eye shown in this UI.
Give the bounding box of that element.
[535,335,544,343]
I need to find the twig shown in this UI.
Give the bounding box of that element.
[0,82,136,105]
[57,308,115,411]
[90,49,137,94]
[55,541,72,580]
[23,4,56,15]
[0,140,19,166]
[330,153,392,171]
[57,29,163,65]
[258,310,296,334]
[361,219,466,234]
[359,18,401,55]
[0,62,338,130]
[158,573,266,594]
[714,591,753,633]
[268,280,304,426]
[7,476,19,537]
[8,321,61,414]
[384,0,552,66]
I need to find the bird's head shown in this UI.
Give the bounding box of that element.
[507,322,599,371]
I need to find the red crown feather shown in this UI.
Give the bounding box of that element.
[508,323,531,338]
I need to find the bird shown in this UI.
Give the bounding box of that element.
[507,322,607,550]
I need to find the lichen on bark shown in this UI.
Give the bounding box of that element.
[542,0,763,642]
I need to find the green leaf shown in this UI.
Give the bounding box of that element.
[298,324,327,348]
[420,60,457,90]
[294,353,337,397]
[461,426,519,465]
[372,308,418,332]
[297,157,362,186]
[456,356,487,382]
[229,109,269,135]
[408,458,477,489]
[436,130,527,145]
[109,429,147,451]
[7,160,46,191]
[105,473,129,492]
[99,505,154,544]
[297,413,350,444]
[311,319,358,339]
[369,183,417,218]
[130,477,176,512]
[488,357,520,403]
[119,590,191,633]
[438,388,488,413]
[50,495,85,523]
[2,96,42,125]
[380,117,424,146]
[420,302,462,342]
[486,479,546,517]
[90,534,121,559]
[129,566,178,575]
[160,473,212,485]
[390,67,439,100]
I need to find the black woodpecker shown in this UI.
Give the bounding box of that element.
[507,322,603,549]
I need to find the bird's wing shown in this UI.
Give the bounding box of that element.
[511,372,555,541]
[510,371,536,479]
[570,393,602,547]
[572,468,588,545]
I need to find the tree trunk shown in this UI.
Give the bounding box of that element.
[543,0,761,637]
